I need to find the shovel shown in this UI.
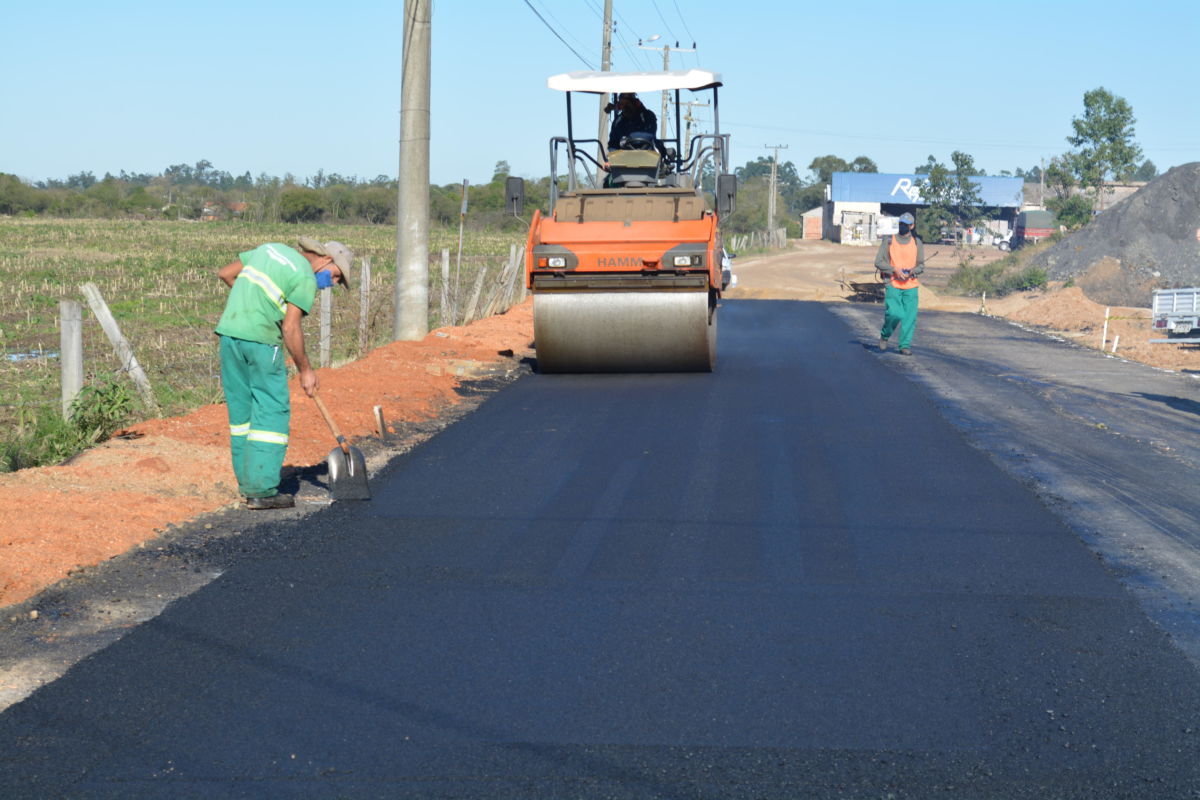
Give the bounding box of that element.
[312,394,371,501]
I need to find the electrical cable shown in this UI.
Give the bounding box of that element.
[521,0,595,69]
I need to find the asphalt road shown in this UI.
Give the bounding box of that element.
[2,299,1199,798]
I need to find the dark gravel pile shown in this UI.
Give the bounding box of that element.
[1030,162,1200,306]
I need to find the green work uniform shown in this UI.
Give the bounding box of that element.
[875,232,924,351]
[881,284,920,350]
[215,244,316,498]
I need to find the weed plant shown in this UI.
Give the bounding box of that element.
[1,374,133,471]
[0,218,524,449]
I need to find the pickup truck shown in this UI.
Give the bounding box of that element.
[1151,287,1200,339]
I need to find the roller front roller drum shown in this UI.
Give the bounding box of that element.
[534,290,715,373]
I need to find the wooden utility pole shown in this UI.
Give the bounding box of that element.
[764,144,788,234]
[595,0,613,158]
[395,0,432,341]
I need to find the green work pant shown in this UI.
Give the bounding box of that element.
[881,285,919,350]
[219,335,291,498]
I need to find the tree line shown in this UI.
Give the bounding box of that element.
[0,160,552,232]
[0,87,1158,239]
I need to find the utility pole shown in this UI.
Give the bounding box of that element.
[596,0,613,158]
[639,38,696,140]
[764,144,788,234]
[682,99,709,157]
[395,0,431,341]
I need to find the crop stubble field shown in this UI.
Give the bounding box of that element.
[0,218,523,435]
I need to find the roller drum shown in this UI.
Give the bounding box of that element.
[534,290,715,373]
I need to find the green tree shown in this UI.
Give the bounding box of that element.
[1043,155,1075,200]
[1133,159,1158,182]
[848,156,878,173]
[0,174,46,214]
[807,155,849,184]
[1046,194,1092,230]
[278,187,326,222]
[914,152,985,244]
[1066,87,1142,209]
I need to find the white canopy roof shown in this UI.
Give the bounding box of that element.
[547,69,722,94]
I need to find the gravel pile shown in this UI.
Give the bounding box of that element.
[1029,162,1200,306]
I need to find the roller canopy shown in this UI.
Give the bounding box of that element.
[547,69,722,94]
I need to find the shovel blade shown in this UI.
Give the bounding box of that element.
[327,445,371,501]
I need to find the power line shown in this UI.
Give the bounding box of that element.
[671,0,697,46]
[528,0,593,56]
[521,0,595,69]
[648,0,678,44]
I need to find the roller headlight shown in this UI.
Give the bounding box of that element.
[547,256,567,268]
[673,255,702,267]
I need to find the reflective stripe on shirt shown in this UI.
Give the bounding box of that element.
[237,266,287,312]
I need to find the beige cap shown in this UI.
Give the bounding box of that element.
[297,236,354,288]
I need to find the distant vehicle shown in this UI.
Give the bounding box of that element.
[1151,287,1200,338]
[1013,209,1057,248]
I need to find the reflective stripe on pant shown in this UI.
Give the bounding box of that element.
[880,285,919,350]
[219,335,291,498]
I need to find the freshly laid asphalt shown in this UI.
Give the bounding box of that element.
[2,299,1199,798]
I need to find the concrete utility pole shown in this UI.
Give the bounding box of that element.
[395,0,432,341]
[596,0,613,157]
[764,144,788,233]
[681,99,709,157]
[639,38,695,140]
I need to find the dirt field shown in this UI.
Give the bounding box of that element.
[2,240,1197,612]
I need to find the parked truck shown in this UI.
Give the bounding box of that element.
[1012,209,1057,248]
[1151,287,1200,341]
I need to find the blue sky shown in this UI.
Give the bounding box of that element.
[4,0,1196,188]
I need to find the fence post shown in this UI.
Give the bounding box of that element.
[60,300,83,420]
[319,288,332,367]
[440,248,451,325]
[463,267,488,325]
[358,256,372,356]
[79,282,159,414]
[516,245,528,303]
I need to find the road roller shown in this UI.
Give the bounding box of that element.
[506,69,737,373]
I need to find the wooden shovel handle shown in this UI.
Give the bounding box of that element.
[312,394,351,455]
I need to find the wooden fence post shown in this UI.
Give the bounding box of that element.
[59,300,83,420]
[440,248,451,325]
[319,287,332,367]
[358,256,372,356]
[463,267,488,325]
[79,283,159,414]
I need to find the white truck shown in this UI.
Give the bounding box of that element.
[1151,287,1200,342]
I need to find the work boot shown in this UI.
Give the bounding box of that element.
[899,347,913,356]
[246,493,295,510]
[879,338,888,352]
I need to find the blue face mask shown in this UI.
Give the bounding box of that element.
[315,269,333,290]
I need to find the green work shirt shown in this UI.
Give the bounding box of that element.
[215,243,317,346]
